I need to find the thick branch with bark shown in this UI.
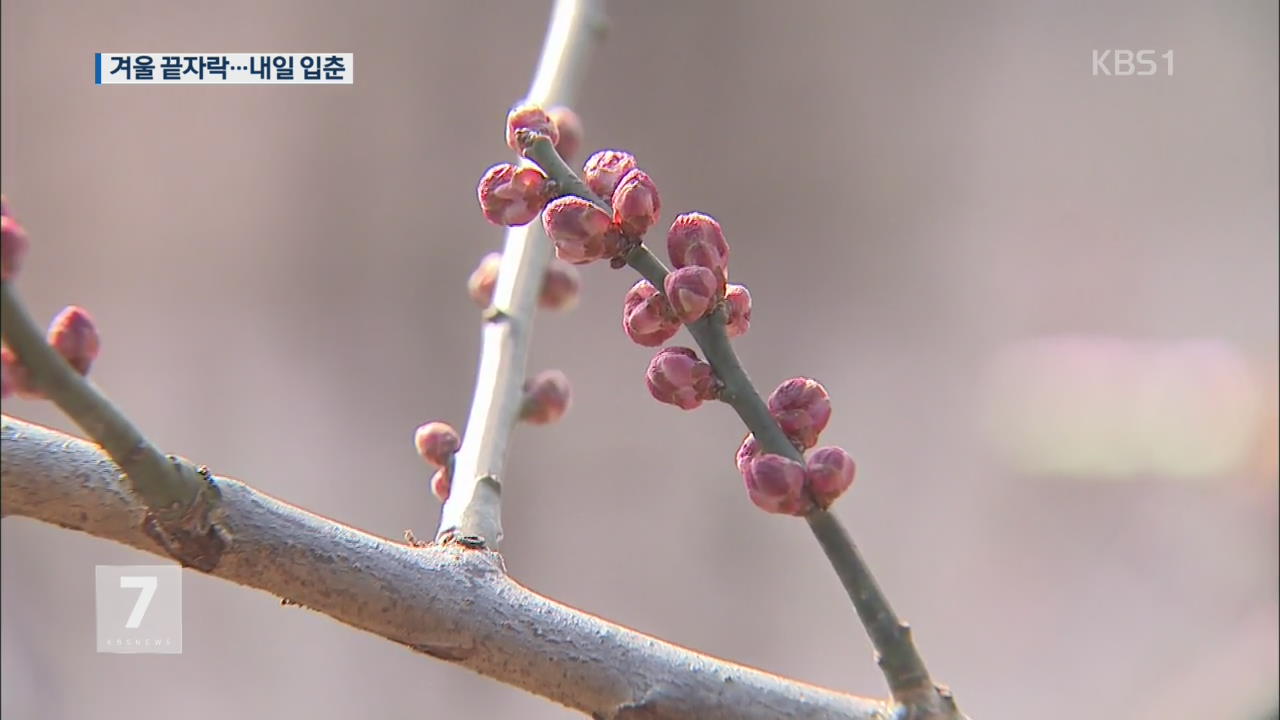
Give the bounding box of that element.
[1,415,889,720]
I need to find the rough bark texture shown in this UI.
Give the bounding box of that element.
[1,415,890,720]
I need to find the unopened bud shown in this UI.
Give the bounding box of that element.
[542,195,613,264]
[735,433,760,475]
[582,150,637,202]
[47,306,99,376]
[477,163,551,226]
[520,369,571,424]
[0,347,40,400]
[431,467,452,502]
[645,346,719,410]
[623,279,680,347]
[611,169,661,237]
[547,106,584,162]
[767,377,832,449]
[743,453,812,516]
[1,215,29,282]
[467,252,503,307]
[666,212,730,284]
[414,421,461,467]
[663,266,718,323]
[506,103,559,154]
[539,258,581,311]
[724,284,752,338]
[805,446,856,509]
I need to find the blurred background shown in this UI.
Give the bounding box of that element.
[2,1,1276,718]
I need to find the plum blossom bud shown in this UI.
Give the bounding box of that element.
[767,377,832,449]
[547,106,583,162]
[415,421,461,467]
[467,253,581,311]
[506,103,559,154]
[467,252,502,307]
[666,212,730,285]
[623,279,680,346]
[431,467,451,502]
[582,150,637,201]
[477,163,550,226]
[47,306,99,376]
[724,283,752,338]
[645,346,719,410]
[539,258,581,311]
[542,195,612,263]
[663,266,718,324]
[611,169,661,237]
[743,453,812,516]
[735,434,760,475]
[0,347,39,400]
[805,446,856,509]
[1,215,29,282]
[520,369,571,424]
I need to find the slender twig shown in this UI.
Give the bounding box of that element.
[434,0,605,549]
[2,415,890,720]
[0,282,223,569]
[522,137,959,715]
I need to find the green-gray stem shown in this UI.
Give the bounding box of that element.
[0,281,207,518]
[525,136,954,713]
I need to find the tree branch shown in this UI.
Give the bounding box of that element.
[1,414,890,720]
[435,0,605,549]
[521,138,962,716]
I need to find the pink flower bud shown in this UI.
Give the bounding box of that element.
[542,196,613,264]
[467,252,502,307]
[1,215,29,282]
[520,369,571,424]
[767,377,832,449]
[582,150,637,202]
[414,421,461,467]
[477,163,551,226]
[47,306,99,376]
[663,266,719,324]
[431,467,451,502]
[645,346,719,410]
[743,453,812,516]
[805,446,856,509]
[724,283,752,338]
[611,169,661,237]
[505,104,559,154]
[735,433,760,475]
[666,212,730,284]
[0,347,40,400]
[539,258,581,311]
[547,106,584,162]
[623,279,680,346]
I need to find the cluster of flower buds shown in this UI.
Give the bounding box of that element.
[519,369,572,424]
[467,252,581,311]
[414,421,461,502]
[734,378,854,514]
[478,104,586,228]
[539,147,662,266]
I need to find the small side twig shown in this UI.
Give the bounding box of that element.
[0,282,223,569]
[521,137,960,716]
[434,0,604,549]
